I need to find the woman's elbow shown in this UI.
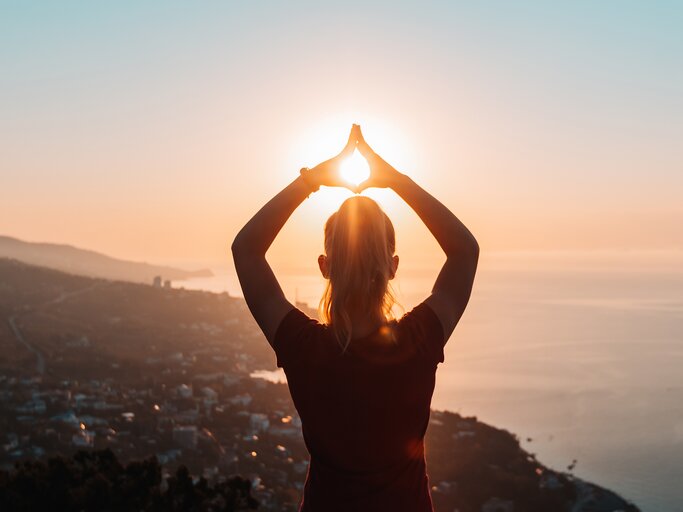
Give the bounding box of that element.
[458,231,479,259]
[461,236,480,267]
[231,232,265,259]
[231,233,248,257]
[470,237,480,259]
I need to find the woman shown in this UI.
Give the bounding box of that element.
[232,125,479,511]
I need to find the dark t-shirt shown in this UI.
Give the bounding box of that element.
[273,301,445,512]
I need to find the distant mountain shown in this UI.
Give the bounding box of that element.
[0,235,212,284]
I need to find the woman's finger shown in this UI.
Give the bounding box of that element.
[350,124,360,143]
[356,125,374,157]
[354,178,372,193]
[340,124,358,157]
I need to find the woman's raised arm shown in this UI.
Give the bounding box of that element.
[231,125,359,345]
[356,127,479,342]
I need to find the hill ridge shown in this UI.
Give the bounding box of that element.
[0,235,212,284]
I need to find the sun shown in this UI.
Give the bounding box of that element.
[340,150,370,186]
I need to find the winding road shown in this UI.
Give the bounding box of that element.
[5,283,100,376]
[7,315,45,374]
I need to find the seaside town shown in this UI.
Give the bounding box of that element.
[0,258,640,511]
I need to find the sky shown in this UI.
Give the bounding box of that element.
[1,1,682,270]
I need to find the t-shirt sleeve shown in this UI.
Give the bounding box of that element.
[398,300,446,365]
[272,307,321,369]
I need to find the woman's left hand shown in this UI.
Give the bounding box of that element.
[303,124,359,190]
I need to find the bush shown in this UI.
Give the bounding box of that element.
[0,449,258,511]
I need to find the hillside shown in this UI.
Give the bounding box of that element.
[0,258,640,511]
[0,235,212,284]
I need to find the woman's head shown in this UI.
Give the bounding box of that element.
[318,196,399,351]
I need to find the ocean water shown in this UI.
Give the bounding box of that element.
[180,252,683,511]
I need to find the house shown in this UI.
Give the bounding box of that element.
[250,413,270,432]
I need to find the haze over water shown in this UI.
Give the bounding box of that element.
[183,251,683,512]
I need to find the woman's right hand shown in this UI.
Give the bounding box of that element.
[304,125,359,191]
[355,125,404,192]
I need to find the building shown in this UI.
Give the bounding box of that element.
[173,425,198,449]
[482,497,514,512]
[250,413,270,433]
[176,384,193,398]
[228,393,252,406]
[72,431,95,448]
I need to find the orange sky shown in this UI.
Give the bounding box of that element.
[1,4,681,269]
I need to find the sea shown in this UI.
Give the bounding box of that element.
[178,251,683,511]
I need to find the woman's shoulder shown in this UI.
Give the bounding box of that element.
[274,307,329,343]
[395,301,445,364]
[396,301,438,328]
[273,306,329,368]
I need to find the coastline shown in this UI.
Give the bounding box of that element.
[3,258,676,509]
[180,261,683,511]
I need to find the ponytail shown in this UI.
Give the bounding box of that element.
[319,196,399,351]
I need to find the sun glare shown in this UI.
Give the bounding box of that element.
[340,150,370,186]
[290,116,417,217]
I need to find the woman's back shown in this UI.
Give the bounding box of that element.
[273,301,445,511]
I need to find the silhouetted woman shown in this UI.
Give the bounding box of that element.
[232,125,479,511]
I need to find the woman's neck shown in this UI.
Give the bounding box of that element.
[348,310,386,339]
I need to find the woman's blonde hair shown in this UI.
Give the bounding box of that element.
[319,196,399,351]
